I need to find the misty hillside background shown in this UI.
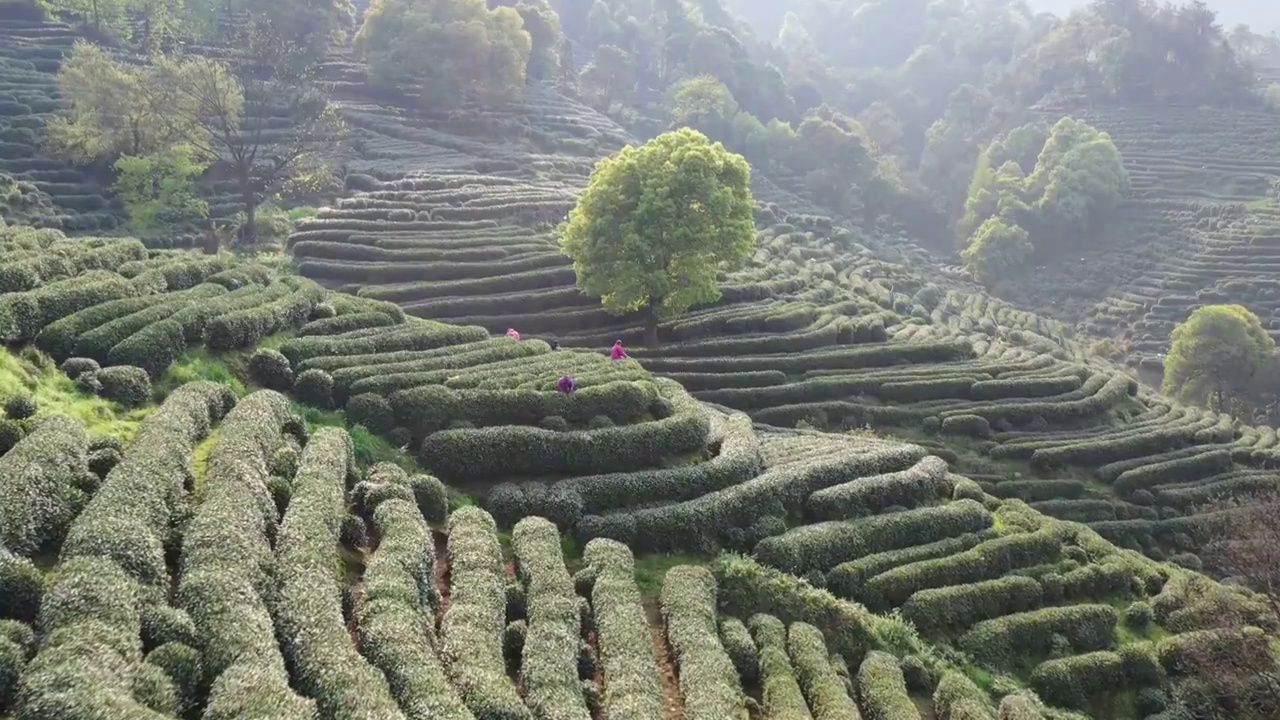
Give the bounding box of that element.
[1030,0,1280,33]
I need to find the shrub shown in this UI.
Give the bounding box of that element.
[420,392,709,481]
[787,621,861,720]
[248,348,294,391]
[806,455,950,521]
[996,693,1043,720]
[357,496,468,720]
[540,415,570,432]
[94,365,152,407]
[504,620,527,668]
[345,393,394,434]
[712,554,912,666]
[582,539,663,719]
[57,382,232,617]
[2,395,34,420]
[0,419,23,455]
[1119,641,1162,687]
[959,605,1118,668]
[88,447,122,479]
[1030,651,1124,710]
[293,369,335,409]
[0,414,90,557]
[1169,553,1202,571]
[0,635,22,711]
[862,528,1062,610]
[16,556,162,717]
[141,605,198,652]
[719,617,759,685]
[900,575,1043,635]
[133,660,180,714]
[749,614,810,720]
[69,369,96,397]
[1,272,149,342]
[1156,626,1273,675]
[933,672,994,720]
[661,566,745,720]
[205,280,323,350]
[275,428,403,718]
[513,517,591,720]
[753,500,992,575]
[390,380,658,437]
[408,474,449,525]
[1124,601,1153,630]
[1135,687,1169,716]
[177,391,315,717]
[857,651,919,720]
[899,655,935,693]
[440,507,528,719]
[300,311,398,337]
[549,411,760,518]
[0,550,42,624]
[146,642,203,714]
[941,414,992,438]
[106,318,189,377]
[0,620,33,656]
[279,322,488,366]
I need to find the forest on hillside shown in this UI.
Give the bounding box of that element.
[1030,0,1280,34]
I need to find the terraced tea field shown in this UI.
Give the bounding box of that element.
[0,211,1274,717]
[0,19,118,231]
[2,12,1280,716]
[278,84,1280,572]
[1014,105,1280,374]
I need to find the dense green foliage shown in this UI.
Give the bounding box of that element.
[560,128,756,345]
[2,0,1280,717]
[959,118,1129,284]
[1163,304,1279,418]
[113,146,210,238]
[358,0,534,103]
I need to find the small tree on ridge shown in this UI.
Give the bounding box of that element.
[1163,304,1277,418]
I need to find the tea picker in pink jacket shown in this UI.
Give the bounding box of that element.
[610,340,627,360]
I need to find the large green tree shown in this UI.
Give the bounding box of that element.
[559,128,756,347]
[1163,305,1278,418]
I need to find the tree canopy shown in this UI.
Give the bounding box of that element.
[358,0,537,104]
[559,128,756,346]
[47,39,342,247]
[1163,305,1279,418]
[958,117,1128,284]
[544,0,1259,248]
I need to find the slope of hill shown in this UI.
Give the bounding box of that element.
[991,104,1280,376]
[1029,0,1280,34]
[0,19,116,231]
[0,226,1272,720]
[1,6,1279,720]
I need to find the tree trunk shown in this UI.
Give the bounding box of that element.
[243,199,257,251]
[644,300,660,349]
[202,227,219,255]
[240,169,258,253]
